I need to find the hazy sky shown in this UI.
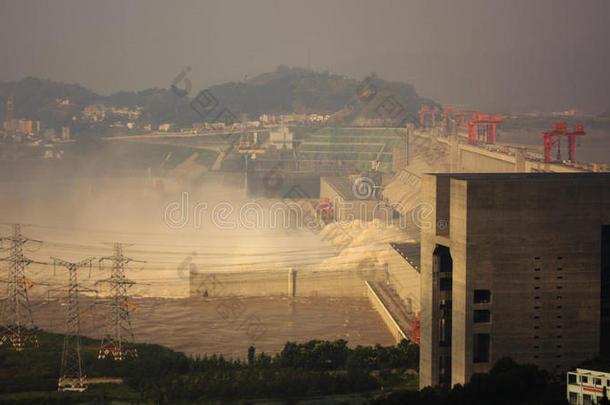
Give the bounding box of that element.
[1,0,609,113]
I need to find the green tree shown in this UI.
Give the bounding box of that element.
[248,346,255,365]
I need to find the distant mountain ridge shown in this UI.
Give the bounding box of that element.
[0,66,439,127]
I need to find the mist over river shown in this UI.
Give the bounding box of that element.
[0,157,400,358]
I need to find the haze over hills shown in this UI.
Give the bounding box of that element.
[0,66,438,128]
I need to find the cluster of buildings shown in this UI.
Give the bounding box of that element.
[0,98,74,160]
[2,119,41,138]
[2,119,70,146]
[186,113,329,134]
[1,97,143,147]
[81,104,142,126]
[156,113,328,135]
[189,120,261,133]
[2,94,332,144]
[2,119,70,143]
[259,113,330,125]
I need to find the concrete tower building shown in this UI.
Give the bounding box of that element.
[419,173,610,388]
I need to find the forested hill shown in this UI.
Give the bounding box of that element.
[209,66,439,124]
[0,66,439,126]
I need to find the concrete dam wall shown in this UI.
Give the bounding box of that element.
[458,146,517,172]
[189,267,388,298]
[188,246,421,303]
[412,129,598,173]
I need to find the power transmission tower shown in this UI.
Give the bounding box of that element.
[0,224,43,351]
[97,243,140,361]
[52,256,94,392]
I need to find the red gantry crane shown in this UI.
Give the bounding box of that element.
[419,105,431,128]
[419,105,442,129]
[441,109,467,137]
[467,113,503,145]
[540,123,585,163]
[432,106,441,127]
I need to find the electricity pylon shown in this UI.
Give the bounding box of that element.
[97,243,141,361]
[0,224,43,351]
[52,257,95,392]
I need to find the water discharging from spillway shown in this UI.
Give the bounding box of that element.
[0,171,408,357]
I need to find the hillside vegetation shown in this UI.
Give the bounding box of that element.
[0,66,438,127]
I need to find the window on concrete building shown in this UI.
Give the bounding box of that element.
[594,378,602,385]
[581,376,589,384]
[583,394,592,405]
[440,318,451,347]
[436,246,452,273]
[568,374,577,384]
[474,310,490,323]
[440,277,452,291]
[439,300,452,347]
[474,289,491,304]
[473,333,490,363]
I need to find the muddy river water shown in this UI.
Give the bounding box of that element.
[30,296,394,359]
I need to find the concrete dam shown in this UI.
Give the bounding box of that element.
[189,127,606,344]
